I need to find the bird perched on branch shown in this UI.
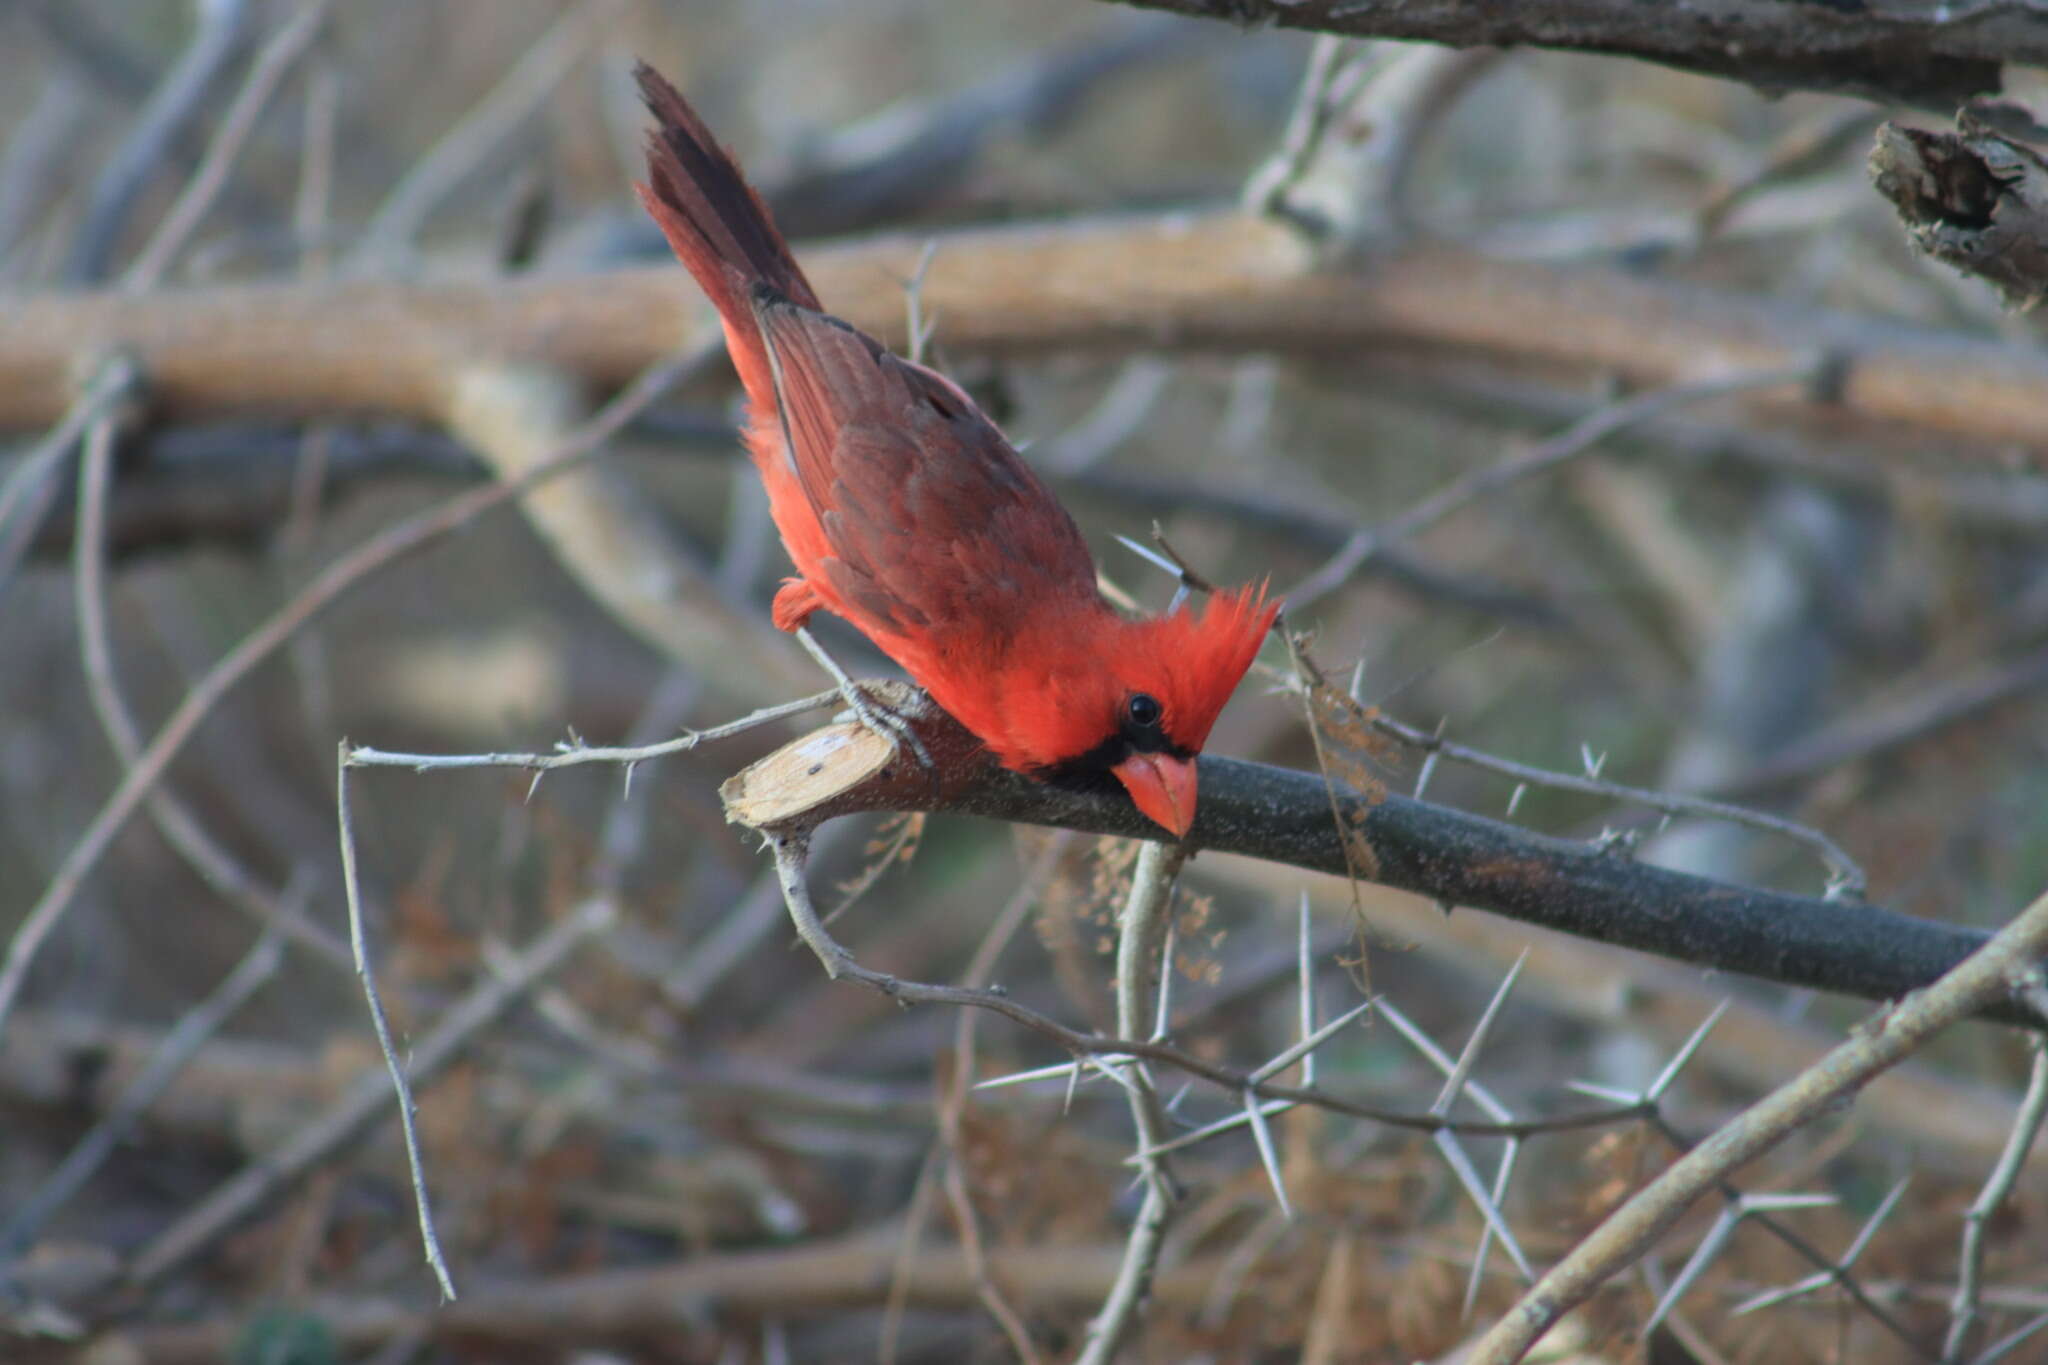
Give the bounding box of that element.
[634,62,1275,836]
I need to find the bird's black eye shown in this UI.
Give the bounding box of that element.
[1126,693,1162,729]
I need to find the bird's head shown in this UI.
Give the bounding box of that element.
[1004,582,1280,837]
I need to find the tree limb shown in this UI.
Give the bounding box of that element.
[1099,0,2021,107]
[721,698,2046,1033]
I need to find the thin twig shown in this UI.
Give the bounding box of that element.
[769,831,1644,1141]
[1944,1038,2048,1362]
[1077,840,1188,1365]
[1367,708,1866,898]
[0,346,707,1043]
[1716,645,2048,800]
[65,0,256,284]
[125,895,617,1288]
[336,744,456,1300]
[0,352,139,595]
[1286,362,1822,612]
[72,379,351,968]
[1731,1178,1911,1317]
[660,823,862,1011]
[352,0,617,266]
[345,690,839,776]
[0,72,90,271]
[1635,1107,1932,1353]
[0,920,284,1259]
[122,0,332,289]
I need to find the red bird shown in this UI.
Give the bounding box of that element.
[635,64,1276,836]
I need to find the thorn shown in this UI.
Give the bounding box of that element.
[972,1060,1084,1091]
[1506,782,1527,818]
[1563,1079,1641,1105]
[1128,1098,1291,1163]
[1152,921,1178,1043]
[1590,826,1640,857]
[1645,1000,1731,1102]
[1251,997,1375,1084]
[1243,1090,1293,1220]
[1296,893,1315,1085]
[1114,533,1182,579]
[1464,1136,1523,1318]
[1415,750,1441,800]
[1430,953,1526,1118]
[1648,1205,1740,1333]
[525,771,545,803]
[1434,1129,1532,1279]
[1647,1193,1835,1334]
[1579,743,1606,778]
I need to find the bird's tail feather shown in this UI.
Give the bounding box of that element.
[634,62,819,323]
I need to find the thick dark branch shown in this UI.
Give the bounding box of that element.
[723,704,2042,1033]
[1105,0,2019,107]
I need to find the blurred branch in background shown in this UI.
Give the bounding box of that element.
[15,213,2048,451]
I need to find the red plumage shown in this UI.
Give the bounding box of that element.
[635,63,1276,835]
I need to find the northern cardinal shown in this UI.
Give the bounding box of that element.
[635,64,1276,836]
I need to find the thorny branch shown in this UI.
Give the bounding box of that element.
[719,701,2043,1031]
[1943,1039,2048,1361]
[335,743,456,1301]
[737,821,1644,1140]
[1465,885,2048,1365]
[1367,707,1866,898]
[1076,840,1186,1365]
[345,690,842,785]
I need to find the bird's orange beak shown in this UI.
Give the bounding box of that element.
[1112,753,1197,838]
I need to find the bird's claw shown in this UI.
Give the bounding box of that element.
[834,681,935,774]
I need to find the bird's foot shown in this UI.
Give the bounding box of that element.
[837,681,935,774]
[794,627,935,773]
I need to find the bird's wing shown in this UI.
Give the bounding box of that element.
[750,291,1099,639]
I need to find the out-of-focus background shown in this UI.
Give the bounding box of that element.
[2,1,2046,1361]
